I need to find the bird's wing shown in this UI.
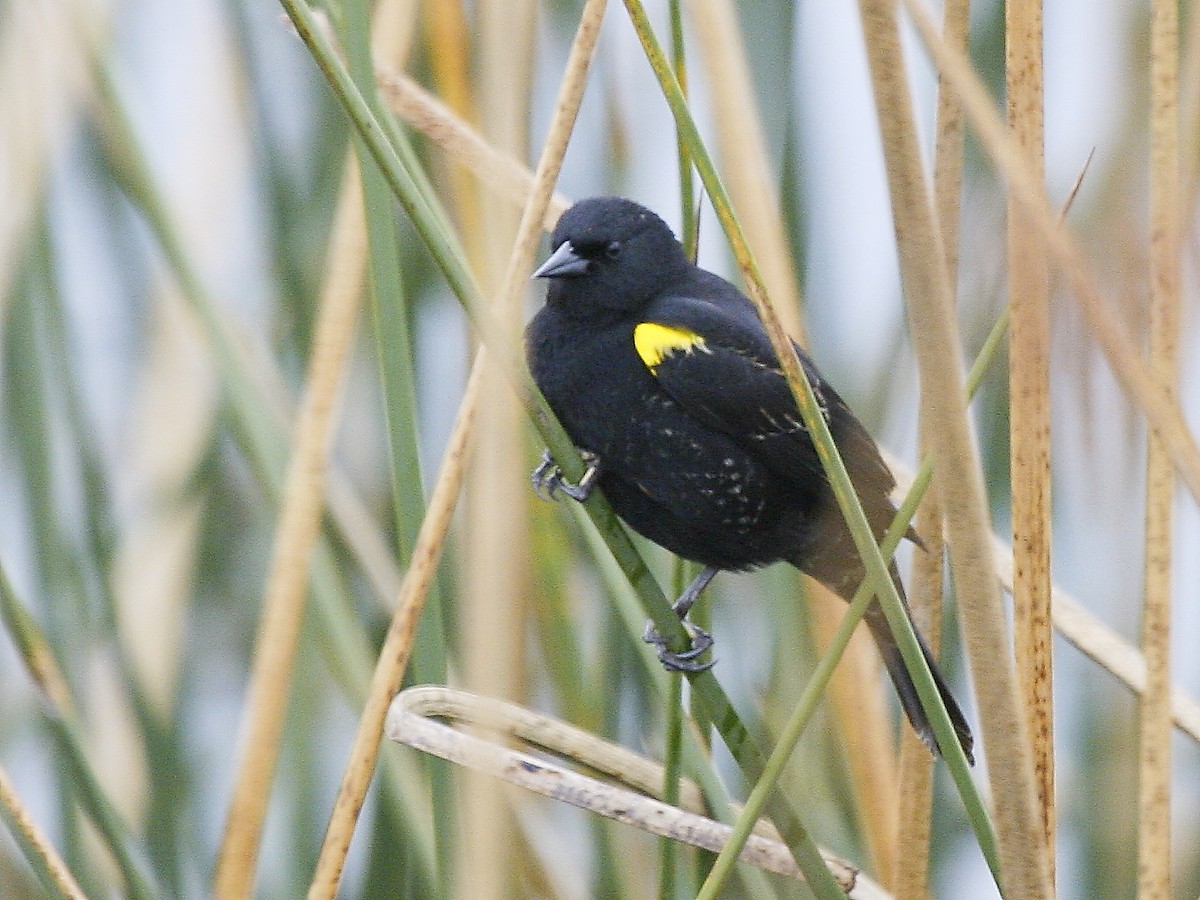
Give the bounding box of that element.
[635,295,898,507]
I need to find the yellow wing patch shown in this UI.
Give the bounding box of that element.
[633,322,708,374]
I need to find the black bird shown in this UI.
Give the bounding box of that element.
[526,196,972,761]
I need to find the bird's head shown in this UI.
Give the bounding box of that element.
[533,197,690,315]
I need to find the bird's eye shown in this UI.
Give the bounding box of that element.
[605,240,622,259]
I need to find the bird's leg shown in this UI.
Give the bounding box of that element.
[531,448,602,502]
[643,565,720,673]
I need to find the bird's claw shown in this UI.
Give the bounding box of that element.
[531,448,601,502]
[643,619,716,673]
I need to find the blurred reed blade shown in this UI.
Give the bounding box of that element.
[0,564,159,900]
[89,42,439,897]
[344,2,453,894]
[0,0,106,306]
[212,139,368,900]
[210,1,426,885]
[308,350,485,900]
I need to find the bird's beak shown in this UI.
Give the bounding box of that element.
[532,240,590,279]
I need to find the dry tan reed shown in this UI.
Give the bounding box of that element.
[1006,0,1056,885]
[857,0,1053,894]
[1138,0,1181,896]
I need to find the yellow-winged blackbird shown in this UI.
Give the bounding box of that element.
[527,196,973,760]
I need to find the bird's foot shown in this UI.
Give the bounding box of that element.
[643,618,715,673]
[531,448,601,502]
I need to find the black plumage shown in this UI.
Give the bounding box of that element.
[526,196,972,761]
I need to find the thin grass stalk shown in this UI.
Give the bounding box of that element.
[346,0,446,683]
[696,468,930,900]
[307,351,486,899]
[670,0,697,256]
[0,565,160,900]
[695,298,1017,899]
[808,585,897,878]
[278,3,840,892]
[856,1,1050,895]
[686,0,805,340]
[1006,0,1055,883]
[664,9,692,892]
[1138,0,1180,895]
[900,0,1200,507]
[892,0,968,892]
[0,761,85,900]
[659,666,686,899]
[572,513,797,900]
[212,99,368,900]
[891,445,942,900]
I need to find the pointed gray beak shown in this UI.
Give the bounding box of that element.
[532,240,590,279]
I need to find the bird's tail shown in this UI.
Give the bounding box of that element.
[812,551,975,762]
[860,565,975,763]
